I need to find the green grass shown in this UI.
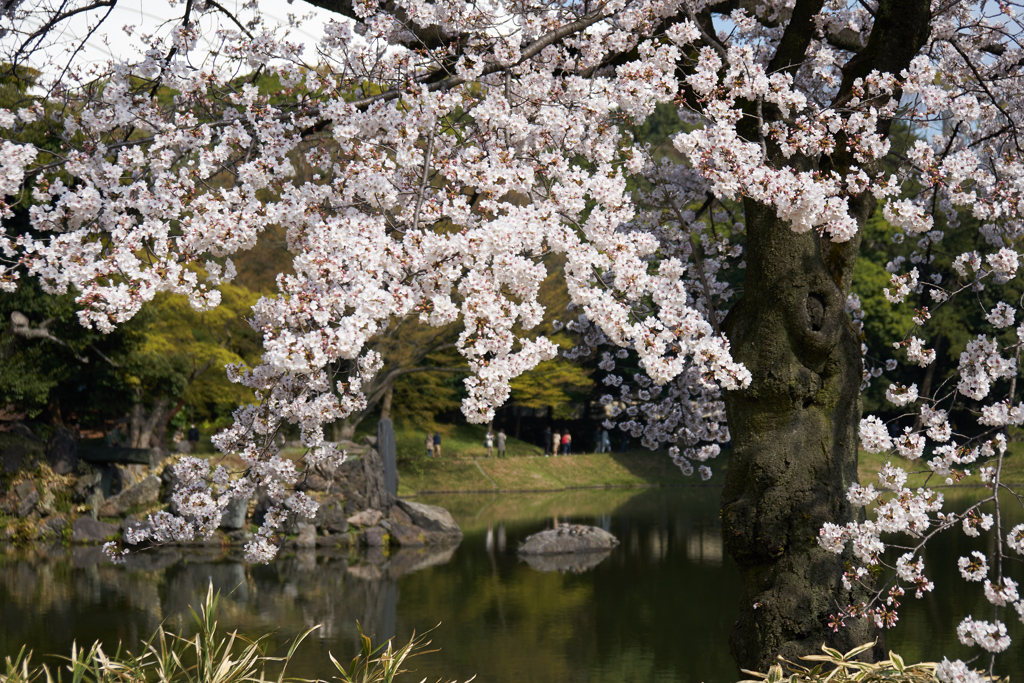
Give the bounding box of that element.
[857,439,1024,489]
[391,420,696,494]
[397,452,688,495]
[397,447,689,495]
[414,488,657,534]
[394,422,545,460]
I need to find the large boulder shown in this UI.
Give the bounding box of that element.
[299,473,331,492]
[316,533,352,549]
[220,497,249,531]
[9,423,42,443]
[347,508,382,528]
[40,516,69,541]
[294,522,317,549]
[389,522,426,548]
[362,447,393,511]
[161,464,181,510]
[71,517,120,543]
[98,475,160,517]
[387,505,413,526]
[315,495,349,534]
[45,428,78,475]
[73,471,103,503]
[517,524,619,555]
[0,480,40,517]
[1,444,25,473]
[395,499,463,544]
[360,526,387,547]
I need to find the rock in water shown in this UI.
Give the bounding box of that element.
[395,499,463,544]
[219,496,249,530]
[98,476,161,517]
[521,549,614,574]
[71,517,120,543]
[518,524,619,555]
[361,526,387,547]
[295,522,317,549]
[315,495,349,534]
[389,523,426,547]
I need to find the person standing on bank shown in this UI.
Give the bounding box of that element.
[543,426,552,456]
[562,431,572,455]
[433,432,442,458]
[188,424,200,453]
[426,432,434,458]
[551,430,560,457]
[497,429,507,458]
[485,429,494,458]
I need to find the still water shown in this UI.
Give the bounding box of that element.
[1,487,1022,682]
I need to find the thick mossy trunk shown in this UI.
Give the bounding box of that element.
[721,199,875,671]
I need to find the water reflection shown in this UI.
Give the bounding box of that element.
[1,488,744,683]
[7,487,1021,682]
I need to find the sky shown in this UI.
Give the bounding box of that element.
[11,0,342,77]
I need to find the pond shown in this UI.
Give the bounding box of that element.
[1,486,1022,682]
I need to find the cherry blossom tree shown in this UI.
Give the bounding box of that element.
[2,0,1024,675]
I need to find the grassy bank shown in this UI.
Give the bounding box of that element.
[346,420,1024,495]
[396,449,689,495]
[857,439,1024,489]
[389,421,693,495]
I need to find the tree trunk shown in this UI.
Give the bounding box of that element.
[129,396,171,449]
[720,199,876,671]
[380,382,394,420]
[334,417,358,442]
[155,396,188,451]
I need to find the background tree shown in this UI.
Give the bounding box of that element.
[125,281,263,449]
[0,275,142,427]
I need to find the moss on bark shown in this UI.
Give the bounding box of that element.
[721,199,876,671]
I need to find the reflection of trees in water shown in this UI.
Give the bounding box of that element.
[159,547,461,652]
[0,543,460,676]
[0,490,750,683]
[0,549,164,659]
[387,488,739,683]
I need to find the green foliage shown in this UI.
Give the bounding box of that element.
[138,283,262,421]
[509,358,592,419]
[0,583,464,683]
[509,254,594,417]
[630,100,691,162]
[328,623,461,683]
[0,276,147,419]
[387,343,464,427]
[737,641,1000,683]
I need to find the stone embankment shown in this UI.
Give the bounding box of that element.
[1,425,461,554]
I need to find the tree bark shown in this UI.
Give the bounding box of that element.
[129,396,171,450]
[379,382,393,420]
[334,416,358,442]
[720,199,875,671]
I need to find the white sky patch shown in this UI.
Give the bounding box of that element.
[6,0,340,77]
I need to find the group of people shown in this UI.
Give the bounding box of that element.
[543,427,574,456]
[425,431,442,458]
[542,427,614,455]
[423,425,622,459]
[484,428,507,458]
